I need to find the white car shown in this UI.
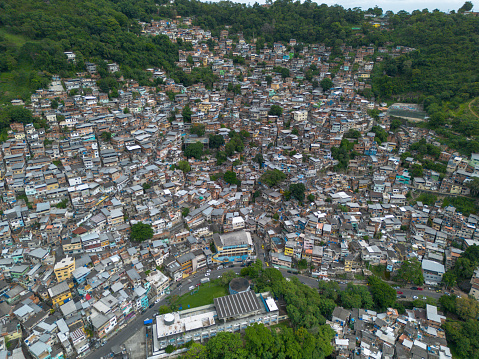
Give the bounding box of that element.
[205,273,210,276]
[155,299,161,304]
[218,265,223,270]
[413,295,418,299]
[207,269,211,272]
[189,286,194,291]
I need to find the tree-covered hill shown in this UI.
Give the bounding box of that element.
[0,0,195,103]
[372,11,479,115]
[170,0,373,46]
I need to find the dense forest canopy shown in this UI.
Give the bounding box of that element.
[0,0,216,103]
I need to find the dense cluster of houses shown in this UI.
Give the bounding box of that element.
[330,304,452,359]
[0,14,473,359]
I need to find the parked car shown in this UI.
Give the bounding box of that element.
[397,291,403,294]
[189,286,194,291]
[400,295,407,298]
[205,273,210,276]
[413,295,418,299]
[417,287,423,291]
[411,287,417,290]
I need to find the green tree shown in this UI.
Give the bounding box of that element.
[289,183,306,202]
[273,66,290,78]
[390,118,402,132]
[320,77,333,91]
[216,151,227,165]
[368,276,396,310]
[244,323,275,358]
[442,271,457,288]
[209,134,225,149]
[183,342,207,359]
[184,142,204,159]
[253,153,264,167]
[182,104,192,123]
[410,164,424,178]
[130,222,154,242]
[218,270,238,286]
[55,199,69,209]
[260,169,286,187]
[224,170,239,185]
[340,283,374,309]
[268,105,283,117]
[394,258,424,285]
[459,1,473,12]
[439,294,457,314]
[307,194,315,202]
[177,160,191,173]
[181,207,190,217]
[456,296,479,321]
[297,259,308,270]
[466,178,479,197]
[100,131,112,142]
[371,125,387,144]
[241,259,263,279]
[190,124,205,137]
[318,281,341,302]
[345,129,361,139]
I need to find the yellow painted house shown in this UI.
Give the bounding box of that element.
[284,241,295,257]
[345,259,353,272]
[14,133,25,141]
[62,237,82,255]
[48,281,72,306]
[54,256,76,282]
